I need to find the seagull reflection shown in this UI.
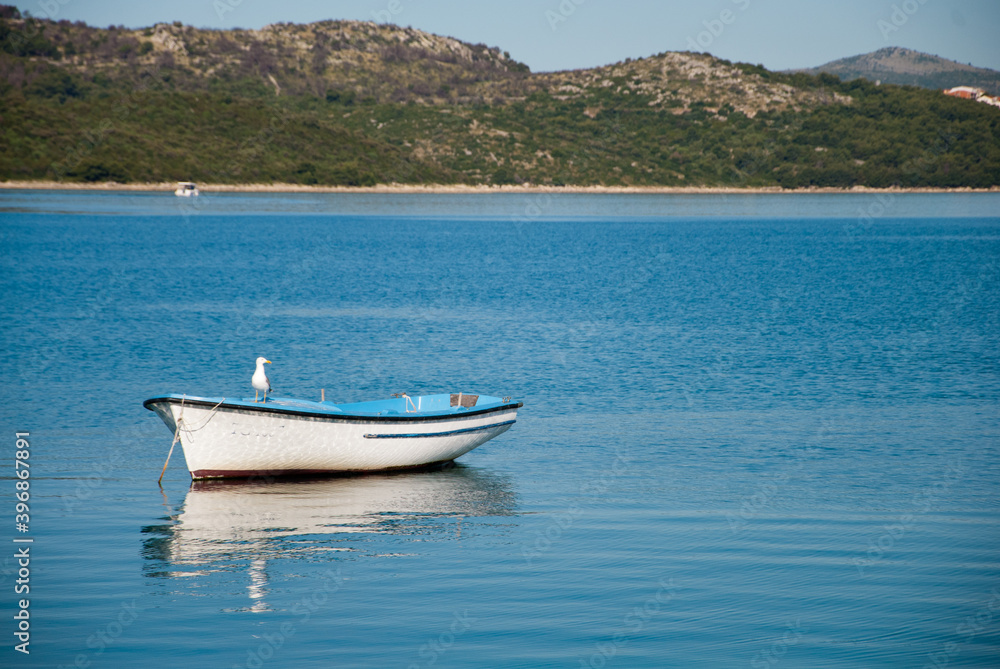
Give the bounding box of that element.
[247,557,270,613]
[141,465,518,610]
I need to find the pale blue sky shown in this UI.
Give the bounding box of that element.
[14,0,1000,72]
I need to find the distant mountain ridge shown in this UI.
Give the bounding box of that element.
[795,47,1000,95]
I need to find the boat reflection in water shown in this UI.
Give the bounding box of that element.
[141,465,518,611]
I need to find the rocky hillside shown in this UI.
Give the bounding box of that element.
[797,47,1000,95]
[1,8,998,188]
[527,53,849,119]
[0,13,529,102]
[2,10,838,115]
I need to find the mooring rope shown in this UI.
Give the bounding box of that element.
[179,397,227,432]
[157,396,226,484]
[158,396,186,485]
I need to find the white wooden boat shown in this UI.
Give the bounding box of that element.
[144,392,522,479]
[174,181,199,196]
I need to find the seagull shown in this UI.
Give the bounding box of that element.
[252,357,272,403]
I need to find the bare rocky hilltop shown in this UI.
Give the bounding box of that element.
[796,47,1000,96]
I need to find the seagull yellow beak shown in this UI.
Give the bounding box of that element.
[264,359,272,364]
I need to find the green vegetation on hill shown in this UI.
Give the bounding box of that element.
[1,11,998,188]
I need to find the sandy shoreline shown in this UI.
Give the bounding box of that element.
[1,180,997,194]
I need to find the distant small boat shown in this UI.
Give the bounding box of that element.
[174,182,199,197]
[144,392,522,479]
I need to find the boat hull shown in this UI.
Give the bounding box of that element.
[144,394,521,479]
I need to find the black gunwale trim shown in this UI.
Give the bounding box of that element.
[143,395,522,423]
[363,420,516,439]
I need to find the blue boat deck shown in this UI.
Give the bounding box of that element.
[144,392,518,420]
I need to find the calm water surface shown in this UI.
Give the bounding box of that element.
[1,191,998,668]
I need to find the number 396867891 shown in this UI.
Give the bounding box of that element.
[15,432,30,532]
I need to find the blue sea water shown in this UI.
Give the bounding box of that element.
[1,190,999,668]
